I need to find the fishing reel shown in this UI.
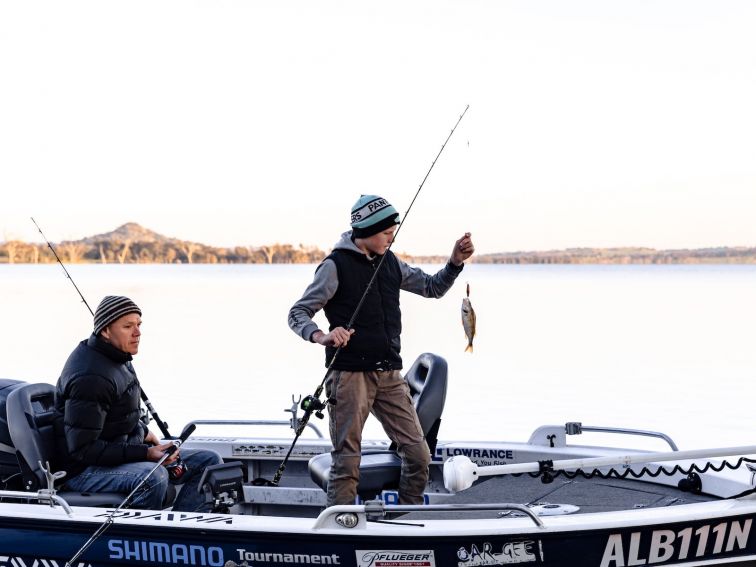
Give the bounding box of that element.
[300,395,328,419]
[166,456,189,481]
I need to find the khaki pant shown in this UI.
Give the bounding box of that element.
[325,369,430,506]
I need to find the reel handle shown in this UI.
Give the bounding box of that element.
[165,423,197,455]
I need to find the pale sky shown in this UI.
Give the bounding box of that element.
[1,1,755,255]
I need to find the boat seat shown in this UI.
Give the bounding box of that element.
[308,352,448,501]
[6,382,126,507]
[0,379,25,489]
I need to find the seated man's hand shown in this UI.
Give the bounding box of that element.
[147,442,180,465]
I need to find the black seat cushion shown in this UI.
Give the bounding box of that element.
[406,353,447,440]
[56,491,126,507]
[309,451,401,499]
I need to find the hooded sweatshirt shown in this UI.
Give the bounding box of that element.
[288,231,463,370]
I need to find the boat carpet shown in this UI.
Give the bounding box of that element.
[401,475,717,521]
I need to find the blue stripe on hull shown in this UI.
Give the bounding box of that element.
[3,513,756,566]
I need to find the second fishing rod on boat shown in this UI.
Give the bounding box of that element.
[30,218,177,446]
[268,104,470,486]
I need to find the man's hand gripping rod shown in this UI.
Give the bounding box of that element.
[30,217,175,439]
[64,424,196,567]
[268,105,470,486]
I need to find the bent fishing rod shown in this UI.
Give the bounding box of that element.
[268,104,470,486]
[30,217,175,439]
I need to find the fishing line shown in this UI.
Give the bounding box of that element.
[268,105,470,486]
[30,217,174,439]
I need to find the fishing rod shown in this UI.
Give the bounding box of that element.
[30,217,175,439]
[268,105,470,486]
[64,424,196,567]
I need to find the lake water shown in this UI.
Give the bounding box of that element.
[1,263,754,452]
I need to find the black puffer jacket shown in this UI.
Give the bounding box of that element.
[53,334,149,479]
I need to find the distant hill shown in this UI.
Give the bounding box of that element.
[1,223,327,264]
[81,222,168,245]
[1,224,756,264]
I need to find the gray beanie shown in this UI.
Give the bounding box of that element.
[93,296,142,335]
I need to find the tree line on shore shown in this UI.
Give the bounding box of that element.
[0,235,325,265]
[2,223,755,265]
[0,223,329,264]
[475,246,756,264]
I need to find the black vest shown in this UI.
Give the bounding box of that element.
[323,249,403,371]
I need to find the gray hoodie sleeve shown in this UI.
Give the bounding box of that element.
[399,259,464,298]
[287,259,339,341]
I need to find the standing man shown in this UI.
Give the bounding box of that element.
[288,195,474,506]
[53,295,223,511]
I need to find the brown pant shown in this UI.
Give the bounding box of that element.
[325,369,430,506]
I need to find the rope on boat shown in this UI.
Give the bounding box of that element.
[522,456,756,491]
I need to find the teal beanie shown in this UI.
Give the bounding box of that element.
[350,195,400,238]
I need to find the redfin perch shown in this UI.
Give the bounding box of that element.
[462,283,476,353]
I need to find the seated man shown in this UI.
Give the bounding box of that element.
[52,295,222,511]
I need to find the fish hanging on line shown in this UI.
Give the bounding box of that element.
[461,282,476,353]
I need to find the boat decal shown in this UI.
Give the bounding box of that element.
[0,557,92,567]
[108,539,225,566]
[234,549,341,565]
[95,510,233,524]
[599,518,752,567]
[456,541,543,566]
[356,550,435,567]
[357,491,429,505]
[232,444,326,458]
[233,444,288,456]
[432,447,514,466]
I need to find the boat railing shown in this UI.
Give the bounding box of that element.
[445,443,756,493]
[565,422,679,451]
[0,489,73,516]
[313,502,545,529]
[185,419,325,439]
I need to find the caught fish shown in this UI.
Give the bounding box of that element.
[461,283,476,353]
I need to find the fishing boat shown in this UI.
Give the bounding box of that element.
[2,353,756,567]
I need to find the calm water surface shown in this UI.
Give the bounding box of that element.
[1,263,754,451]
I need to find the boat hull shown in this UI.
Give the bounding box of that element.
[3,505,756,567]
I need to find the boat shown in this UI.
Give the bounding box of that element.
[2,353,756,567]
